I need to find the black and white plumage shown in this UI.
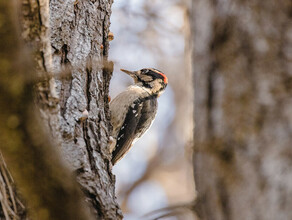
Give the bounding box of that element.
[110,68,168,165]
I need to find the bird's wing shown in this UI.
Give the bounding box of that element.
[111,98,157,165]
[135,98,157,138]
[111,100,143,165]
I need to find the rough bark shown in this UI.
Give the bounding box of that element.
[0,1,92,219]
[0,0,122,219]
[48,0,121,218]
[192,1,292,220]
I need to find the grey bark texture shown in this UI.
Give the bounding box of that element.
[192,1,292,220]
[0,1,94,219]
[48,1,122,218]
[0,0,122,219]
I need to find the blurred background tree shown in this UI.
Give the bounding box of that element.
[192,0,292,220]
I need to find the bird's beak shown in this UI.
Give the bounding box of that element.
[120,69,139,78]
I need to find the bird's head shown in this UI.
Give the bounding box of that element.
[120,68,168,97]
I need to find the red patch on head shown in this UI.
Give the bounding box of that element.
[152,69,168,84]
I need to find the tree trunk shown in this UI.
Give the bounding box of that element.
[47,1,121,218]
[0,0,122,219]
[192,1,292,220]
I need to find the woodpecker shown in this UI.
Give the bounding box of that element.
[110,68,168,165]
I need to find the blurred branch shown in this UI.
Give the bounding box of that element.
[120,155,161,211]
[120,127,178,212]
[0,153,25,219]
[143,200,197,220]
